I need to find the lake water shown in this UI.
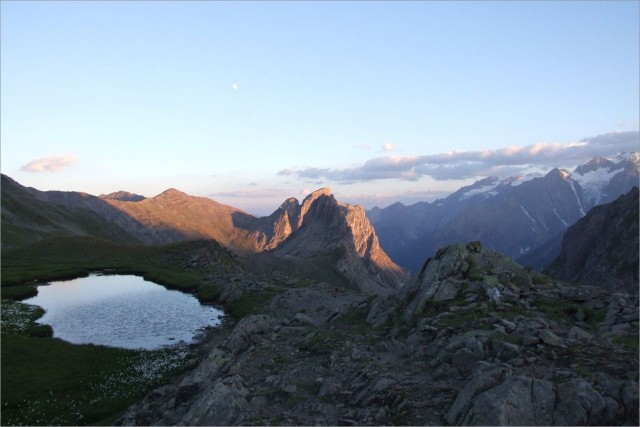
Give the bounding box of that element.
[23,274,223,350]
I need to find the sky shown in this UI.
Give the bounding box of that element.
[2,1,639,216]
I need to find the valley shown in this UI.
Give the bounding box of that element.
[1,161,638,426]
[4,2,638,425]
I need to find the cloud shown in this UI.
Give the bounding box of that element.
[280,131,639,183]
[20,154,77,173]
[382,142,395,152]
[353,144,371,150]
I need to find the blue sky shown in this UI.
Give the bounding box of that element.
[2,1,638,215]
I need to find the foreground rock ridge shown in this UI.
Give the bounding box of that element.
[118,242,639,426]
[1,177,407,295]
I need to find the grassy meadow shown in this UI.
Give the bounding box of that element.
[1,236,222,425]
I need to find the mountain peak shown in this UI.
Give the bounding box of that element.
[156,188,187,198]
[574,156,615,175]
[303,187,332,202]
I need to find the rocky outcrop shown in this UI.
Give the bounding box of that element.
[546,187,639,293]
[399,242,526,322]
[118,242,637,426]
[269,188,409,295]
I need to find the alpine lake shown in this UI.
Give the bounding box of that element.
[23,274,223,349]
[1,271,225,426]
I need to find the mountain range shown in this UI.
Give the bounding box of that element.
[1,175,408,295]
[368,153,639,272]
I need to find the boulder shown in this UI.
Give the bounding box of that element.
[553,378,606,425]
[445,361,512,425]
[181,375,249,425]
[224,315,276,354]
[459,376,536,425]
[538,329,566,348]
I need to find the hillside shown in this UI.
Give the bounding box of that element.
[119,242,639,426]
[1,175,140,249]
[546,187,639,293]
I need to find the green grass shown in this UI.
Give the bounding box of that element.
[1,335,197,425]
[227,292,274,318]
[0,236,235,425]
[1,236,212,295]
[1,299,199,426]
[197,283,222,302]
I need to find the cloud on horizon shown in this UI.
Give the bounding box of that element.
[278,131,639,183]
[20,154,77,173]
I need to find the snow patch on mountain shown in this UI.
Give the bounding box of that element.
[459,181,501,200]
[511,172,544,186]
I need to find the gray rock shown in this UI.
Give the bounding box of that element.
[611,323,631,335]
[181,375,248,425]
[567,326,594,341]
[459,376,536,425]
[445,361,512,425]
[553,378,606,426]
[218,281,246,302]
[603,397,620,423]
[433,363,459,380]
[622,380,639,419]
[401,243,483,321]
[366,295,398,327]
[294,312,318,326]
[538,329,566,348]
[491,339,520,361]
[558,285,603,302]
[532,378,556,425]
[499,318,517,332]
[224,315,276,354]
[451,347,479,374]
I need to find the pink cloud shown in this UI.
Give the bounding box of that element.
[20,154,77,173]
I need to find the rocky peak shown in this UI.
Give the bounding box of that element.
[303,187,332,202]
[298,188,334,228]
[575,156,616,175]
[398,242,527,321]
[267,189,409,295]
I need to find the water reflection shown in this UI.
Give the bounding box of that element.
[24,274,223,349]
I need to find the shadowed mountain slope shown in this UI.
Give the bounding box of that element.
[545,187,639,294]
[1,175,141,249]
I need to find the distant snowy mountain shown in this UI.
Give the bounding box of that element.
[573,152,639,206]
[367,153,639,272]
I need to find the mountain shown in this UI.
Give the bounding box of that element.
[0,175,141,249]
[545,187,639,293]
[99,191,146,202]
[1,176,406,294]
[101,187,259,251]
[368,153,639,272]
[268,189,408,294]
